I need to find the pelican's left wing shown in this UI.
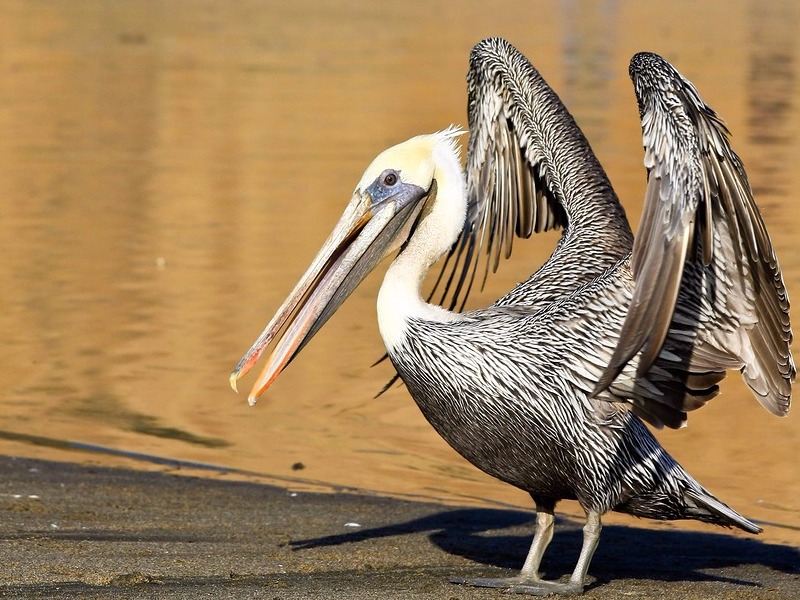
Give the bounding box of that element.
[593,52,793,421]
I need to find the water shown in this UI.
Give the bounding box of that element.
[0,0,797,545]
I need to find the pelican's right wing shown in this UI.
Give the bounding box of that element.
[593,52,793,421]
[375,38,628,395]
[428,38,630,313]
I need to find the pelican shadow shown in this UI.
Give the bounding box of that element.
[290,506,800,586]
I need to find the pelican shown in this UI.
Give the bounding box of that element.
[231,38,794,595]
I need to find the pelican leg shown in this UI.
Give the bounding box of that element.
[507,510,601,595]
[452,507,602,596]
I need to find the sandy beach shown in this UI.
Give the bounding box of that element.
[0,455,797,599]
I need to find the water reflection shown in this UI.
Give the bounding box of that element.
[0,0,796,547]
[745,0,797,198]
[560,0,617,144]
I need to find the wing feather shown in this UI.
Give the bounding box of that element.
[592,52,794,420]
[428,38,584,312]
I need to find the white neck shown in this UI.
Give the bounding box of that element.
[377,141,467,352]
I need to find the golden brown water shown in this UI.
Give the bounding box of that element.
[0,0,798,546]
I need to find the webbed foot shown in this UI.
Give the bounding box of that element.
[450,575,584,596]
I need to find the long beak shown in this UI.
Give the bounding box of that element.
[230,183,429,405]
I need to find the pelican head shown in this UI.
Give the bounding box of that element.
[230,128,464,404]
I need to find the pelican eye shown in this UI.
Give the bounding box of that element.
[366,169,409,204]
[382,171,399,187]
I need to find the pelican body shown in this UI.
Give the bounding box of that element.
[231,39,794,595]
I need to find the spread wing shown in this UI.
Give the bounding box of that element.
[377,37,631,393]
[429,37,630,313]
[592,52,793,422]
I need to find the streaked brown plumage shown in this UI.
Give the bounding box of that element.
[231,39,794,595]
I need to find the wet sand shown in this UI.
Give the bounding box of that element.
[0,456,797,599]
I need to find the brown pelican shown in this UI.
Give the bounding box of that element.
[230,38,794,595]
